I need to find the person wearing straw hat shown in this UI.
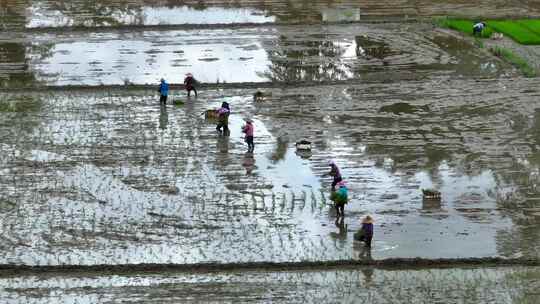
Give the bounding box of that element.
[183,73,197,97]
[157,78,169,105]
[354,215,374,248]
[242,117,255,152]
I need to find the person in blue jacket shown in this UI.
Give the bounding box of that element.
[158,78,169,104]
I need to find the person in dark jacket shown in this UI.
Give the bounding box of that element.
[354,215,374,248]
[158,78,169,104]
[184,73,197,97]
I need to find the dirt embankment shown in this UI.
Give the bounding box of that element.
[0,257,539,277]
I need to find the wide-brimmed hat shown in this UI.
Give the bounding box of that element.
[362,215,374,224]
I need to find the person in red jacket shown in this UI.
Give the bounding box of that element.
[183,73,197,97]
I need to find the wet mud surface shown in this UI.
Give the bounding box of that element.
[1,266,540,303]
[2,0,540,30]
[2,77,540,266]
[0,23,513,87]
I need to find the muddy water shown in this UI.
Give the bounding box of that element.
[2,76,540,266]
[2,0,540,30]
[0,23,512,87]
[0,266,539,303]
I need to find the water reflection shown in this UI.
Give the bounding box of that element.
[263,36,356,82]
[329,217,347,249]
[355,35,394,59]
[158,104,168,130]
[26,3,275,28]
[242,152,256,175]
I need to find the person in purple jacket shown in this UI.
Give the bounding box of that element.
[354,215,374,248]
[242,118,254,152]
[328,160,343,191]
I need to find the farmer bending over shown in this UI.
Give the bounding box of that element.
[473,22,486,36]
[328,160,343,191]
[216,102,230,136]
[354,215,374,248]
[184,73,198,97]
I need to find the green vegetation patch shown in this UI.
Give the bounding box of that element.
[490,46,536,77]
[518,19,540,36]
[434,18,493,38]
[488,20,540,45]
[435,18,540,45]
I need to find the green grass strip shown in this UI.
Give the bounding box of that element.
[434,18,540,45]
[490,46,536,77]
[434,18,493,38]
[517,19,540,37]
[488,21,540,45]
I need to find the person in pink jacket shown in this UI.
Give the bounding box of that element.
[242,118,254,152]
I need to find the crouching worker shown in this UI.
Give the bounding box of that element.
[184,73,197,97]
[216,102,230,136]
[330,181,348,217]
[354,215,374,248]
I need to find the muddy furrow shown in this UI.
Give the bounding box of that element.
[0,257,539,277]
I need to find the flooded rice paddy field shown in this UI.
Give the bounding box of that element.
[0,23,514,87]
[2,76,540,265]
[2,0,540,29]
[2,0,540,301]
[1,266,540,303]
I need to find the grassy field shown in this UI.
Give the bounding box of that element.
[518,19,540,36]
[436,18,540,45]
[488,20,540,45]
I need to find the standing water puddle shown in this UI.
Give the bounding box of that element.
[26,4,275,28]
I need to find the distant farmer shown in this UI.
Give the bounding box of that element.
[354,215,374,248]
[216,102,230,136]
[242,118,255,152]
[473,22,486,36]
[328,160,343,191]
[158,78,169,104]
[184,73,197,97]
[331,181,348,217]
